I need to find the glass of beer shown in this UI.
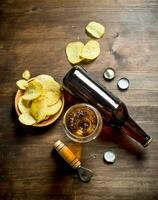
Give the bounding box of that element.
[63,103,103,143]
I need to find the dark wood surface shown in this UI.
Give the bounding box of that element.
[0,0,158,199]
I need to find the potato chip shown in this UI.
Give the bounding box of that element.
[16,79,28,90]
[18,97,30,114]
[30,98,47,123]
[36,74,53,83]
[44,79,60,92]
[66,41,84,64]
[80,40,100,60]
[46,99,62,116]
[22,79,43,100]
[22,70,31,80]
[23,98,31,107]
[86,21,105,38]
[36,75,60,92]
[43,91,61,106]
[19,113,36,125]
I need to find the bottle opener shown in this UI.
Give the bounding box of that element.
[53,140,93,182]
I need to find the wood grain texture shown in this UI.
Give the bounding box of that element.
[0,0,158,199]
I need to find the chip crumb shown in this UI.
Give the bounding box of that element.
[22,70,31,80]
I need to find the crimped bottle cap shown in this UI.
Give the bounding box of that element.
[103,151,116,163]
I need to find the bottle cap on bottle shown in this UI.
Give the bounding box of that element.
[103,151,116,163]
[117,77,129,90]
[103,67,115,80]
[143,137,153,147]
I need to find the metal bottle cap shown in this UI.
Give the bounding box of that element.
[117,77,129,90]
[103,151,116,163]
[103,67,115,80]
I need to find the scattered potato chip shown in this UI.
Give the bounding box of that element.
[86,21,105,38]
[80,40,100,60]
[19,113,36,125]
[36,74,60,92]
[66,41,84,64]
[22,79,43,100]
[22,70,31,80]
[16,79,28,90]
[18,97,30,114]
[30,98,47,123]
[46,99,62,116]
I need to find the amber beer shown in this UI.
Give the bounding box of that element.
[65,105,98,137]
[63,66,152,147]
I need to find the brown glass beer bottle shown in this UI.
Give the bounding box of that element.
[63,66,152,147]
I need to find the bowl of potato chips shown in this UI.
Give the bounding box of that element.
[15,71,64,127]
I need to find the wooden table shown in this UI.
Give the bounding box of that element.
[0,0,158,199]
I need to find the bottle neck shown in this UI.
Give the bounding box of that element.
[120,116,152,147]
